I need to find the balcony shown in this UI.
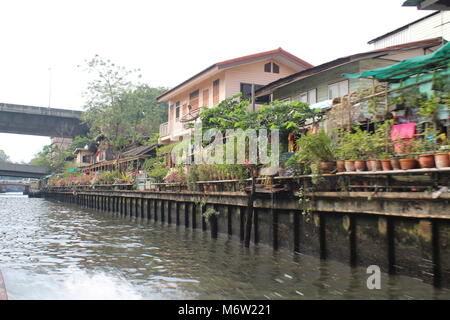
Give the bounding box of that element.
[180,108,201,123]
[159,122,169,137]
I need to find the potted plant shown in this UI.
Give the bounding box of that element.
[369,120,394,172]
[379,152,392,171]
[411,136,436,168]
[338,127,376,172]
[399,155,418,170]
[418,96,448,168]
[336,129,360,172]
[390,156,401,170]
[393,134,418,170]
[434,133,449,169]
[296,130,337,174]
[435,151,450,168]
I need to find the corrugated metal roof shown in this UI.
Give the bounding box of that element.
[121,144,158,157]
[255,37,445,97]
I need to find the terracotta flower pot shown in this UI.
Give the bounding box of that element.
[381,159,392,171]
[418,154,435,168]
[354,160,367,172]
[390,158,401,170]
[366,160,373,171]
[368,159,382,172]
[399,158,418,170]
[344,160,356,172]
[319,161,336,173]
[336,160,346,173]
[434,153,450,169]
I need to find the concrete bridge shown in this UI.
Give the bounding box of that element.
[0,103,88,137]
[0,162,48,179]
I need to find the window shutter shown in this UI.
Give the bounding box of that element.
[189,90,199,110]
[273,63,279,73]
[203,89,209,107]
[213,79,220,105]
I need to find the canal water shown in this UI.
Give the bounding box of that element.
[1,193,449,300]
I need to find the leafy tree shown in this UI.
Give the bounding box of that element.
[198,94,321,155]
[80,55,168,160]
[0,150,10,163]
[30,144,59,172]
[0,150,11,162]
[30,136,93,173]
[120,84,169,138]
[200,94,320,133]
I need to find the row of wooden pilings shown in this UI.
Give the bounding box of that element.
[43,190,448,289]
[45,191,316,255]
[46,192,236,241]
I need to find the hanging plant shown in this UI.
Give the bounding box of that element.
[202,207,220,223]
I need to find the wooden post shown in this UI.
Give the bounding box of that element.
[254,209,259,244]
[184,202,189,228]
[167,201,172,224]
[211,205,218,239]
[227,206,232,236]
[432,220,441,288]
[240,206,245,242]
[244,174,256,248]
[319,213,327,260]
[161,200,165,224]
[176,201,180,226]
[387,217,396,274]
[191,202,197,229]
[349,215,357,267]
[201,204,206,231]
[272,207,278,251]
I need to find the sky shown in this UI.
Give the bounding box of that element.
[0,0,432,163]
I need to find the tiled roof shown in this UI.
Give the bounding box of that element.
[157,48,312,101]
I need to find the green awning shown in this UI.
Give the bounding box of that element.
[343,42,450,81]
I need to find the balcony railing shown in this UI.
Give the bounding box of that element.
[159,122,169,137]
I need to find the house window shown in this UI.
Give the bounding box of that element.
[82,155,91,163]
[298,89,317,105]
[213,79,220,105]
[202,89,209,107]
[175,101,180,121]
[264,62,279,73]
[189,90,199,110]
[240,83,264,100]
[273,63,279,73]
[328,80,349,99]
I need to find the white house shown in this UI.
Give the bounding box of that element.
[368,11,449,49]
